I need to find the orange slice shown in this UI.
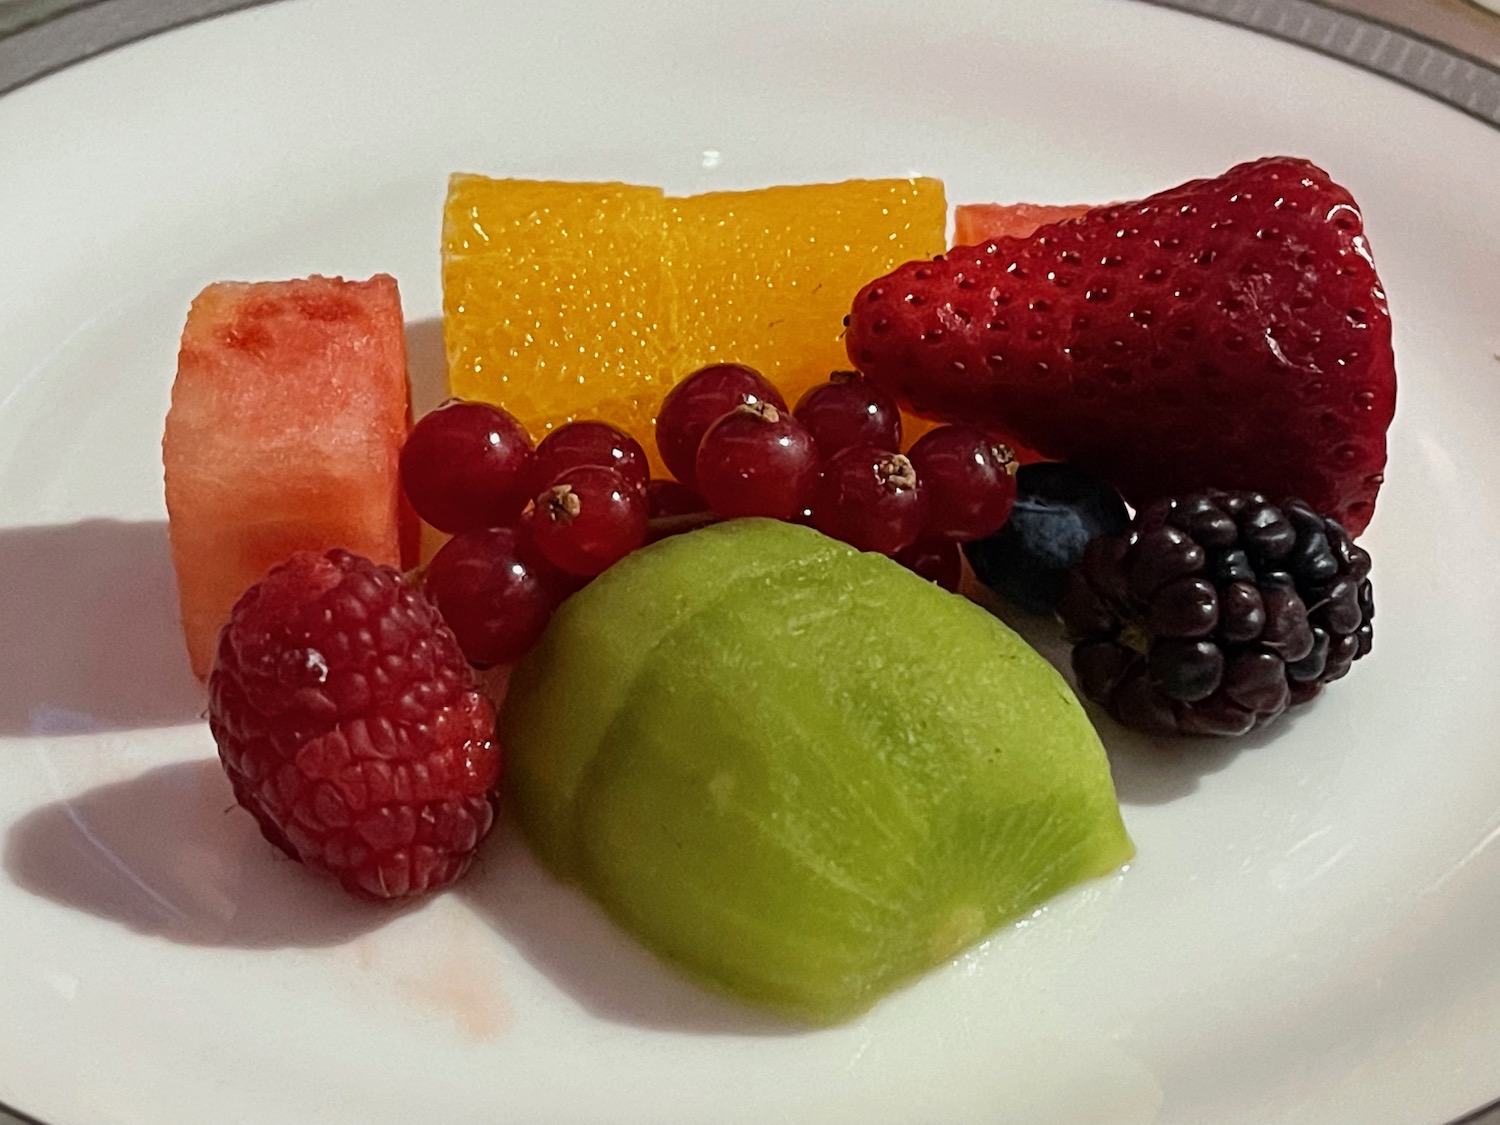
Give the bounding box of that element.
[443,177,672,447]
[664,180,947,413]
[441,176,947,470]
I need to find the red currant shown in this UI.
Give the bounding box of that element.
[528,420,649,498]
[907,426,1018,542]
[523,464,648,576]
[646,478,709,520]
[655,363,786,486]
[793,370,902,457]
[894,536,963,592]
[399,399,535,534]
[423,526,569,666]
[695,403,820,521]
[644,478,717,542]
[813,445,926,556]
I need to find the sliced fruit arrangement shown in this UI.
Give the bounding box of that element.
[846,156,1396,536]
[442,175,947,465]
[157,157,1391,1024]
[502,518,1133,1024]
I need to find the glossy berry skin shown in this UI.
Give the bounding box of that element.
[792,370,902,457]
[646,478,708,520]
[640,479,714,542]
[400,399,535,533]
[965,462,1130,615]
[655,363,786,486]
[424,526,571,667]
[528,420,649,498]
[695,403,820,521]
[906,425,1018,541]
[524,464,648,577]
[846,157,1396,535]
[1057,489,1374,737]
[209,549,499,900]
[894,536,962,592]
[813,445,926,556]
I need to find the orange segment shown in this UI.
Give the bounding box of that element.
[443,176,673,444]
[665,179,948,413]
[441,176,947,472]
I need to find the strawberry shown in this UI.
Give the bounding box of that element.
[845,157,1395,536]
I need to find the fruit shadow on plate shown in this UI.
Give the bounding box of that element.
[0,319,442,737]
[405,317,449,418]
[461,818,809,1037]
[4,759,406,948]
[0,519,204,735]
[1094,710,1290,806]
[977,588,1261,805]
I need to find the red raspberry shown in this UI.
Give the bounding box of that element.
[208,549,500,900]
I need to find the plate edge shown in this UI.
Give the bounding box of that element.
[0,0,288,96]
[1139,0,1500,129]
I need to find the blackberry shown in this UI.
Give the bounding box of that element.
[1057,490,1373,737]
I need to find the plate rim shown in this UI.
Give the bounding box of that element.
[1,2,1498,1125]
[3,0,1500,122]
[1143,0,1500,130]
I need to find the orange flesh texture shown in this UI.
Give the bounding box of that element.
[664,182,948,416]
[443,179,672,456]
[164,275,410,678]
[442,176,948,472]
[952,202,1093,247]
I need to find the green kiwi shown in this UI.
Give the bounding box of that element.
[502,519,1131,1024]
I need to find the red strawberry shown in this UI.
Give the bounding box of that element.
[845,157,1395,536]
[209,548,500,900]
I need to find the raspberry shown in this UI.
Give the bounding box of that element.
[1057,490,1373,737]
[208,549,500,899]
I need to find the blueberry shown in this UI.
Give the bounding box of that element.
[963,463,1130,614]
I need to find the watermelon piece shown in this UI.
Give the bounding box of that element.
[164,275,410,678]
[952,201,1093,246]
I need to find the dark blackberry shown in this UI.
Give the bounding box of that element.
[1057,490,1373,737]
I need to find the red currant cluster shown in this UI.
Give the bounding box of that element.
[400,404,649,667]
[398,362,1019,668]
[657,363,1018,586]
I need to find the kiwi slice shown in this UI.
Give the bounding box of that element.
[502,519,1132,1024]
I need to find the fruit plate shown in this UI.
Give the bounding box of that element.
[2,1,1500,1123]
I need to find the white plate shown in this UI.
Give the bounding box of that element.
[3,1,1500,1123]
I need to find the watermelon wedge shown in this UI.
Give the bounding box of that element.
[952,201,1092,246]
[164,275,410,678]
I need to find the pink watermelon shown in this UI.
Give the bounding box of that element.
[952,201,1093,246]
[164,274,411,678]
